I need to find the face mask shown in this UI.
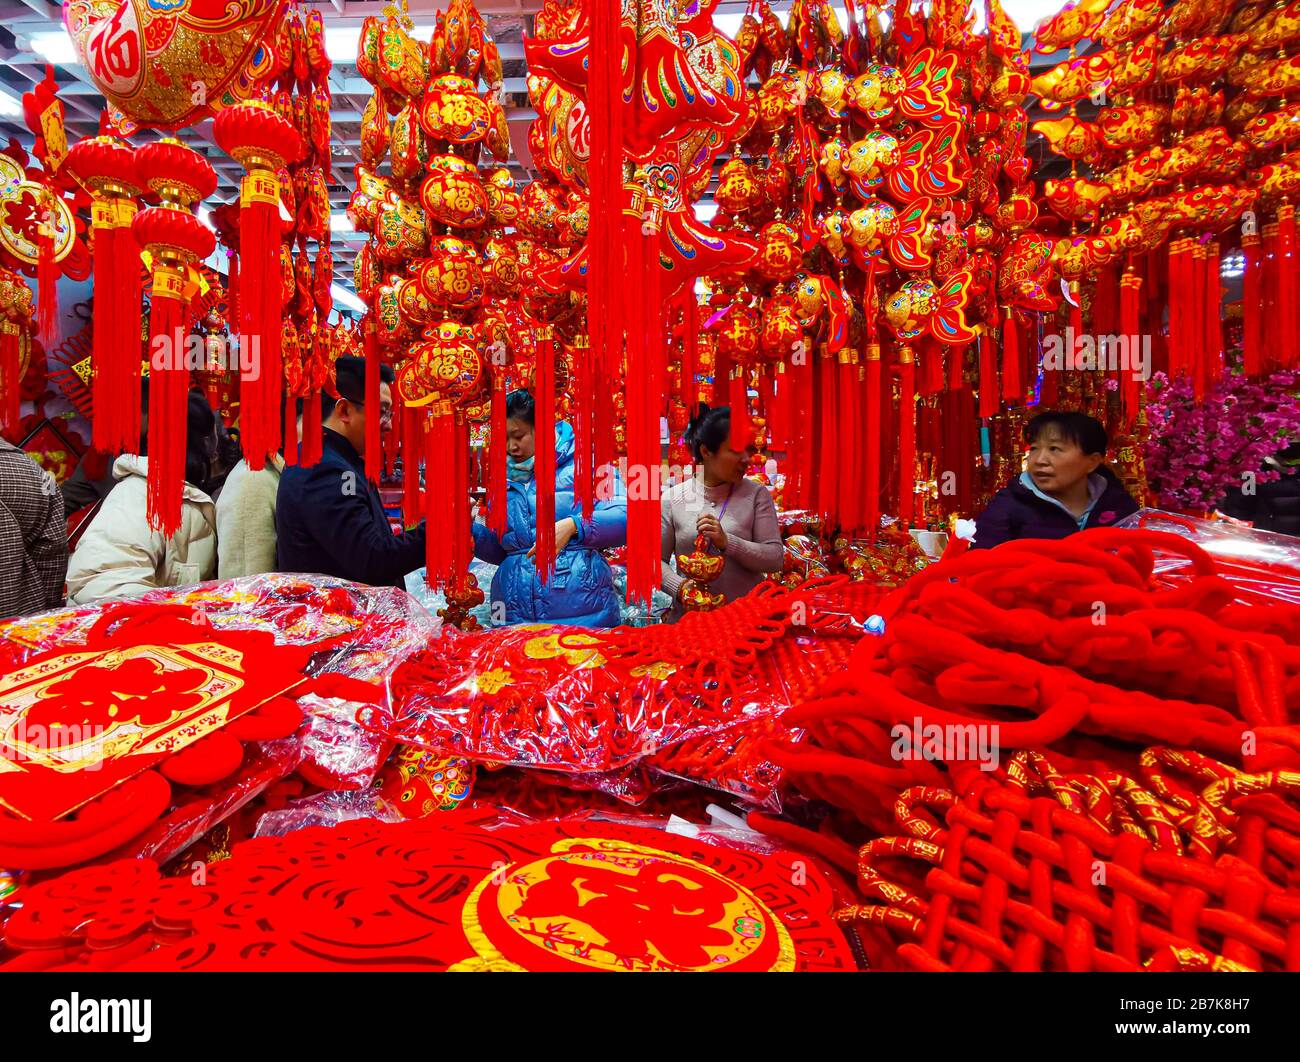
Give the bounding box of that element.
[507,454,535,482]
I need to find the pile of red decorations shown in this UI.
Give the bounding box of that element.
[1,814,856,972]
[748,526,1300,971]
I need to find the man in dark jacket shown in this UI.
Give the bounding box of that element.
[973,411,1139,549]
[1219,443,1300,537]
[275,356,425,587]
[0,438,68,618]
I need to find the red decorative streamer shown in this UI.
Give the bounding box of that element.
[144,285,187,536]
[300,389,322,467]
[237,195,282,472]
[1203,243,1222,394]
[36,224,59,352]
[897,348,916,528]
[1001,307,1022,402]
[424,413,450,589]
[1120,269,1142,430]
[282,388,298,467]
[487,368,508,537]
[864,345,882,540]
[978,331,998,418]
[0,326,21,438]
[1278,206,1297,369]
[728,367,750,453]
[534,324,557,585]
[403,404,422,530]
[1242,233,1262,378]
[363,320,380,484]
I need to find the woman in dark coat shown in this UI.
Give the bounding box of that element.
[471,390,627,626]
[973,411,1139,549]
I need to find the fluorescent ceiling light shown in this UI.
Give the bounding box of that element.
[29,30,79,66]
[331,283,366,314]
[0,87,21,118]
[326,23,435,64]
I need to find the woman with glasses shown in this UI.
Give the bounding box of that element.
[471,389,627,627]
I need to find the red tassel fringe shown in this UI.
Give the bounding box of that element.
[239,198,282,471]
[145,293,187,536]
[364,320,380,483]
[534,325,557,585]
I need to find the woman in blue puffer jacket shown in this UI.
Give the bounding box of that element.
[471,390,627,627]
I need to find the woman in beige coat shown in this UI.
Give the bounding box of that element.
[67,392,219,605]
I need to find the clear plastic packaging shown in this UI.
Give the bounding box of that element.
[1113,508,1300,606]
[253,787,404,838]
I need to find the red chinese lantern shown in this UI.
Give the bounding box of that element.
[64,133,143,454]
[214,101,304,471]
[131,138,216,535]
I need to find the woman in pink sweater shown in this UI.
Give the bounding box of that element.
[660,404,783,618]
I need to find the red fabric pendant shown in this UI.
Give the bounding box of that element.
[919,339,944,396]
[0,325,21,438]
[403,404,423,530]
[1001,307,1022,403]
[1278,206,1298,368]
[1203,243,1223,393]
[835,354,857,533]
[572,334,593,518]
[815,350,836,520]
[897,348,916,528]
[487,368,508,537]
[450,414,471,594]
[728,367,750,453]
[36,225,59,352]
[1120,268,1142,430]
[363,320,381,484]
[424,413,454,589]
[144,284,187,536]
[91,208,142,453]
[1262,225,1279,374]
[1188,242,1207,399]
[236,193,282,472]
[789,345,815,509]
[1091,269,1119,336]
[534,323,557,585]
[1242,233,1262,377]
[978,331,999,418]
[864,344,882,540]
[282,387,298,466]
[682,296,699,419]
[300,388,322,466]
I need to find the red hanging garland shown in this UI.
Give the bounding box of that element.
[1242,232,1262,378]
[363,318,381,484]
[534,323,557,585]
[1278,205,1298,369]
[897,346,916,528]
[1120,266,1142,431]
[864,343,882,540]
[1001,306,1022,403]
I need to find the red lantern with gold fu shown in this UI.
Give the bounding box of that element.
[755,219,801,282]
[421,155,488,229]
[417,235,485,309]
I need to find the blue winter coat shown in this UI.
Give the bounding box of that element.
[471,421,627,627]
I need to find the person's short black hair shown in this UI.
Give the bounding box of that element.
[506,388,534,426]
[684,403,730,462]
[324,355,395,420]
[1025,411,1108,456]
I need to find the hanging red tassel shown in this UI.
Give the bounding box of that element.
[587,0,623,489]
[978,329,999,418]
[1203,241,1223,393]
[363,319,381,483]
[424,412,449,589]
[815,347,836,520]
[35,213,59,352]
[572,334,593,516]
[281,387,298,466]
[1243,231,1263,378]
[897,346,916,528]
[144,281,187,536]
[682,295,699,418]
[0,322,21,438]
[300,388,322,466]
[453,415,472,594]
[1188,241,1207,399]
[863,343,882,540]
[1091,268,1119,336]
[534,322,557,584]
[788,342,814,509]
[1166,240,1185,381]
[729,366,750,452]
[1001,306,1022,402]
[835,350,857,533]
[487,367,508,536]
[1278,205,1298,369]
[403,403,423,529]
[1120,265,1142,430]
[227,251,239,334]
